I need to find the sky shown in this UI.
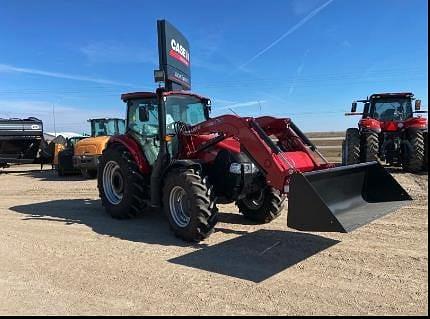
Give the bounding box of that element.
[0,0,428,134]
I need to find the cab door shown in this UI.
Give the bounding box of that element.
[127,98,161,166]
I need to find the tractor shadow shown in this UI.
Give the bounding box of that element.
[9,199,201,248]
[1,167,87,181]
[10,199,339,282]
[169,229,339,283]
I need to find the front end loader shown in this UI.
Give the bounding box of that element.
[97,20,411,242]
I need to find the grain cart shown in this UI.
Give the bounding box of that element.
[342,92,428,172]
[0,117,45,168]
[73,118,125,178]
[97,20,411,242]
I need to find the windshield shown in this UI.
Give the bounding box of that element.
[126,95,208,137]
[91,119,125,137]
[370,98,413,121]
[165,95,207,133]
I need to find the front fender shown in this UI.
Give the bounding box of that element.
[404,117,428,130]
[108,135,151,174]
[162,160,202,179]
[359,118,381,133]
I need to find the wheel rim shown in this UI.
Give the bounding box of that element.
[243,190,265,209]
[103,161,124,205]
[169,186,190,228]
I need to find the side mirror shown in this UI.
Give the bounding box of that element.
[351,101,357,113]
[204,99,212,113]
[415,99,422,111]
[363,102,370,116]
[139,107,149,122]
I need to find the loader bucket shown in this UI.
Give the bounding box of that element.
[287,162,412,233]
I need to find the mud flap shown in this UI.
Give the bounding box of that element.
[287,162,412,232]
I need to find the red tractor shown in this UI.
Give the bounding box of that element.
[343,92,428,172]
[96,20,411,242]
[97,89,413,242]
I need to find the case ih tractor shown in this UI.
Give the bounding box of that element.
[96,21,412,242]
[73,118,125,178]
[343,92,428,172]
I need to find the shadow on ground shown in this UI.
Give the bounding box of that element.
[384,166,428,176]
[0,167,87,181]
[169,229,339,282]
[10,199,339,282]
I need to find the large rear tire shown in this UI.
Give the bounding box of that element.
[424,131,428,172]
[98,145,146,219]
[162,168,217,242]
[236,187,284,223]
[343,128,361,165]
[362,131,379,162]
[403,129,425,173]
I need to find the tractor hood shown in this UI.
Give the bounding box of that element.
[74,136,111,156]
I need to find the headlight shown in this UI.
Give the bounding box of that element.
[229,163,259,174]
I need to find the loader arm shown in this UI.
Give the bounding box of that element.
[188,114,315,193]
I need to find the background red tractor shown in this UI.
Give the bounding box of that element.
[342,92,428,172]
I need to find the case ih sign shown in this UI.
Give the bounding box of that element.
[157,20,191,90]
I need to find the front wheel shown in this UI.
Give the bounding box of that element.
[163,168,217,242]
[402,129,425,173]
[343,128,361,165]
[362,131,379,162]
[98,145,146,219]
[236,187,284,223]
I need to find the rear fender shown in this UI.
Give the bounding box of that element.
[108,135,151,174]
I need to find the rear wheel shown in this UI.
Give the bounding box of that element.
[424,131,428,171]
[162,168,217,242]
[98,145,146,219]
[236,187,284,223]
[362,131,379,162]
[403,129,425,173]
[343,128,361,165]
[81,168,98,179]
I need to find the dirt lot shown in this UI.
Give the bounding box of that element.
[0,165,428,315]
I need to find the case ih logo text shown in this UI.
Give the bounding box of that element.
[169,39,190,67]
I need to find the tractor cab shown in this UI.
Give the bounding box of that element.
[89,118,125,137]
[368,94,413,121]
[350,92,424,123]
[122,90,211,165]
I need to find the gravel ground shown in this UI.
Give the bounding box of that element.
[0,165,427,315]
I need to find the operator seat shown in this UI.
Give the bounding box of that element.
[380,109,395,120]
